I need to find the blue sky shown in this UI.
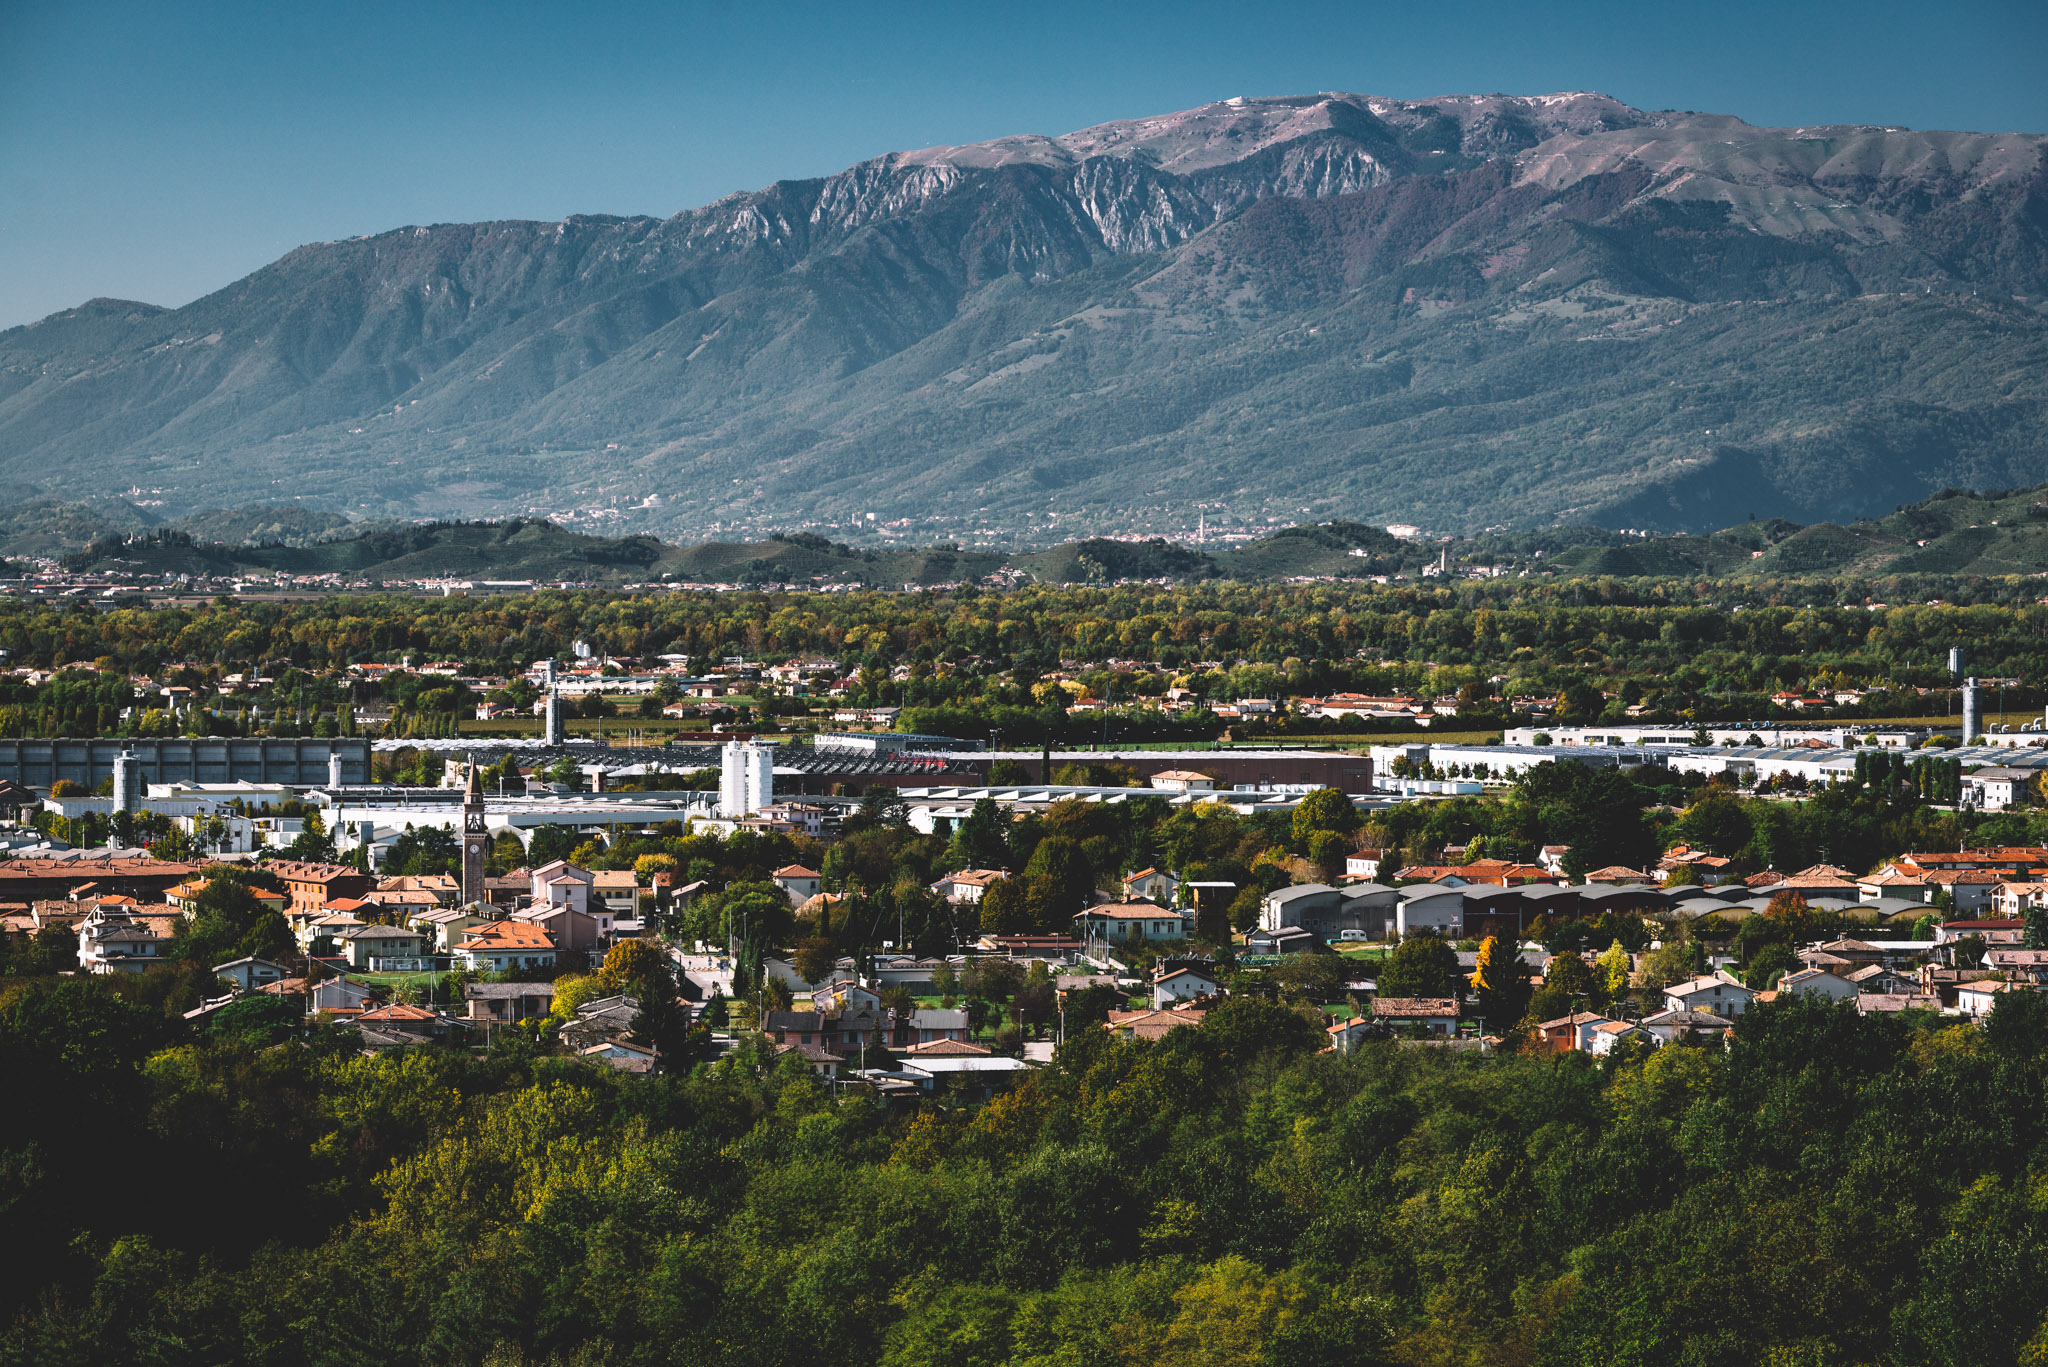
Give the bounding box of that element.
[2,0,2043,329]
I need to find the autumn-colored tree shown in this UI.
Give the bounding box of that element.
[1765,889,1813,942]
[547,973,601,1023]
[598,938,664,993]
[633,853,677,882]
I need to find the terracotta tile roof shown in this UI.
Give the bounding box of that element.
[266,860,364,883]
[1583,865,1654,883]
[1105,1006,1208,1039]
[1536,1011,1607,1030]
[1372,997,1461,1018]
[902,1038,992,1057]
[456,919,556,951]
[358,1003,441,1022]
[1859,866,1929,885]
[1076,902,1185,921]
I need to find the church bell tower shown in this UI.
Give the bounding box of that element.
[462,762,487,907]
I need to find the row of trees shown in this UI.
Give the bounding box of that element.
[5,580,2048,701]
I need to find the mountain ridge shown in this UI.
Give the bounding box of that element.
[3,91,2044,537]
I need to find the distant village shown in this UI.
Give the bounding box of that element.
[2,634,2046,1079]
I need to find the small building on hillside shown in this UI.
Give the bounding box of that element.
[1151,965,1219,1007]
[772,864,823,905]
[1371,997,1462,1037]
[1074,903,1186,945]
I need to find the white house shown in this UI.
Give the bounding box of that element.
[772,864,823,905]
[1344,850,1386,881]
[409,907,488,952]
[1326,1015,1379,1053]
[212,956,289,991]
[260,973,378,1014]
[1148,770,1216,794]
[1957,977,2036,1019]
[1074,903,1187,945]
[1639,1007,1736,1044]
[454,920,558,972]
[1775,967,1858,1001]
[1992,881,2048,920]
[336,923,427,971]
[1586,1019,1653,1055]
[1663,971,1756,1018]
[931,869,1008,904]
[1151,966,1219,1007]
[76,910,168,974]
[813,978,884,1014]
[530,860,593,915]
[1371,997,1463,1036]
[1122,867,1181,903]
[1963,767,2033,812]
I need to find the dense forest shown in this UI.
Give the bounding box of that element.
[4,974,2048,1367]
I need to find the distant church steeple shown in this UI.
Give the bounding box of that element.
[461,761,487,907]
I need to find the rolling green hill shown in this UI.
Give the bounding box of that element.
[49,482,2048,586]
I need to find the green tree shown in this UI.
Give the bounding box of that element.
[1469,935,1532,1031]
[202,994,302,1046]
[1744,943,1795,991]
[1023,836,1094,919]
[282,808,336,863]
[1377,933,1458,999]
[792,936,839,985]
[948,796,1013,871]
[1545,948,1600,1009]
[1290,787,1360,847]
[177,869,293,967]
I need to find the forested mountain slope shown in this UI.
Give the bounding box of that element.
[2,93,2044,535]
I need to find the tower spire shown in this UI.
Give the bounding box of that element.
[461,760,487,907]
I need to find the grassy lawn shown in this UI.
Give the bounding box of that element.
[347,968,474,1003]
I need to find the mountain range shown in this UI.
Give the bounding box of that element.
[3,92,2045,537]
